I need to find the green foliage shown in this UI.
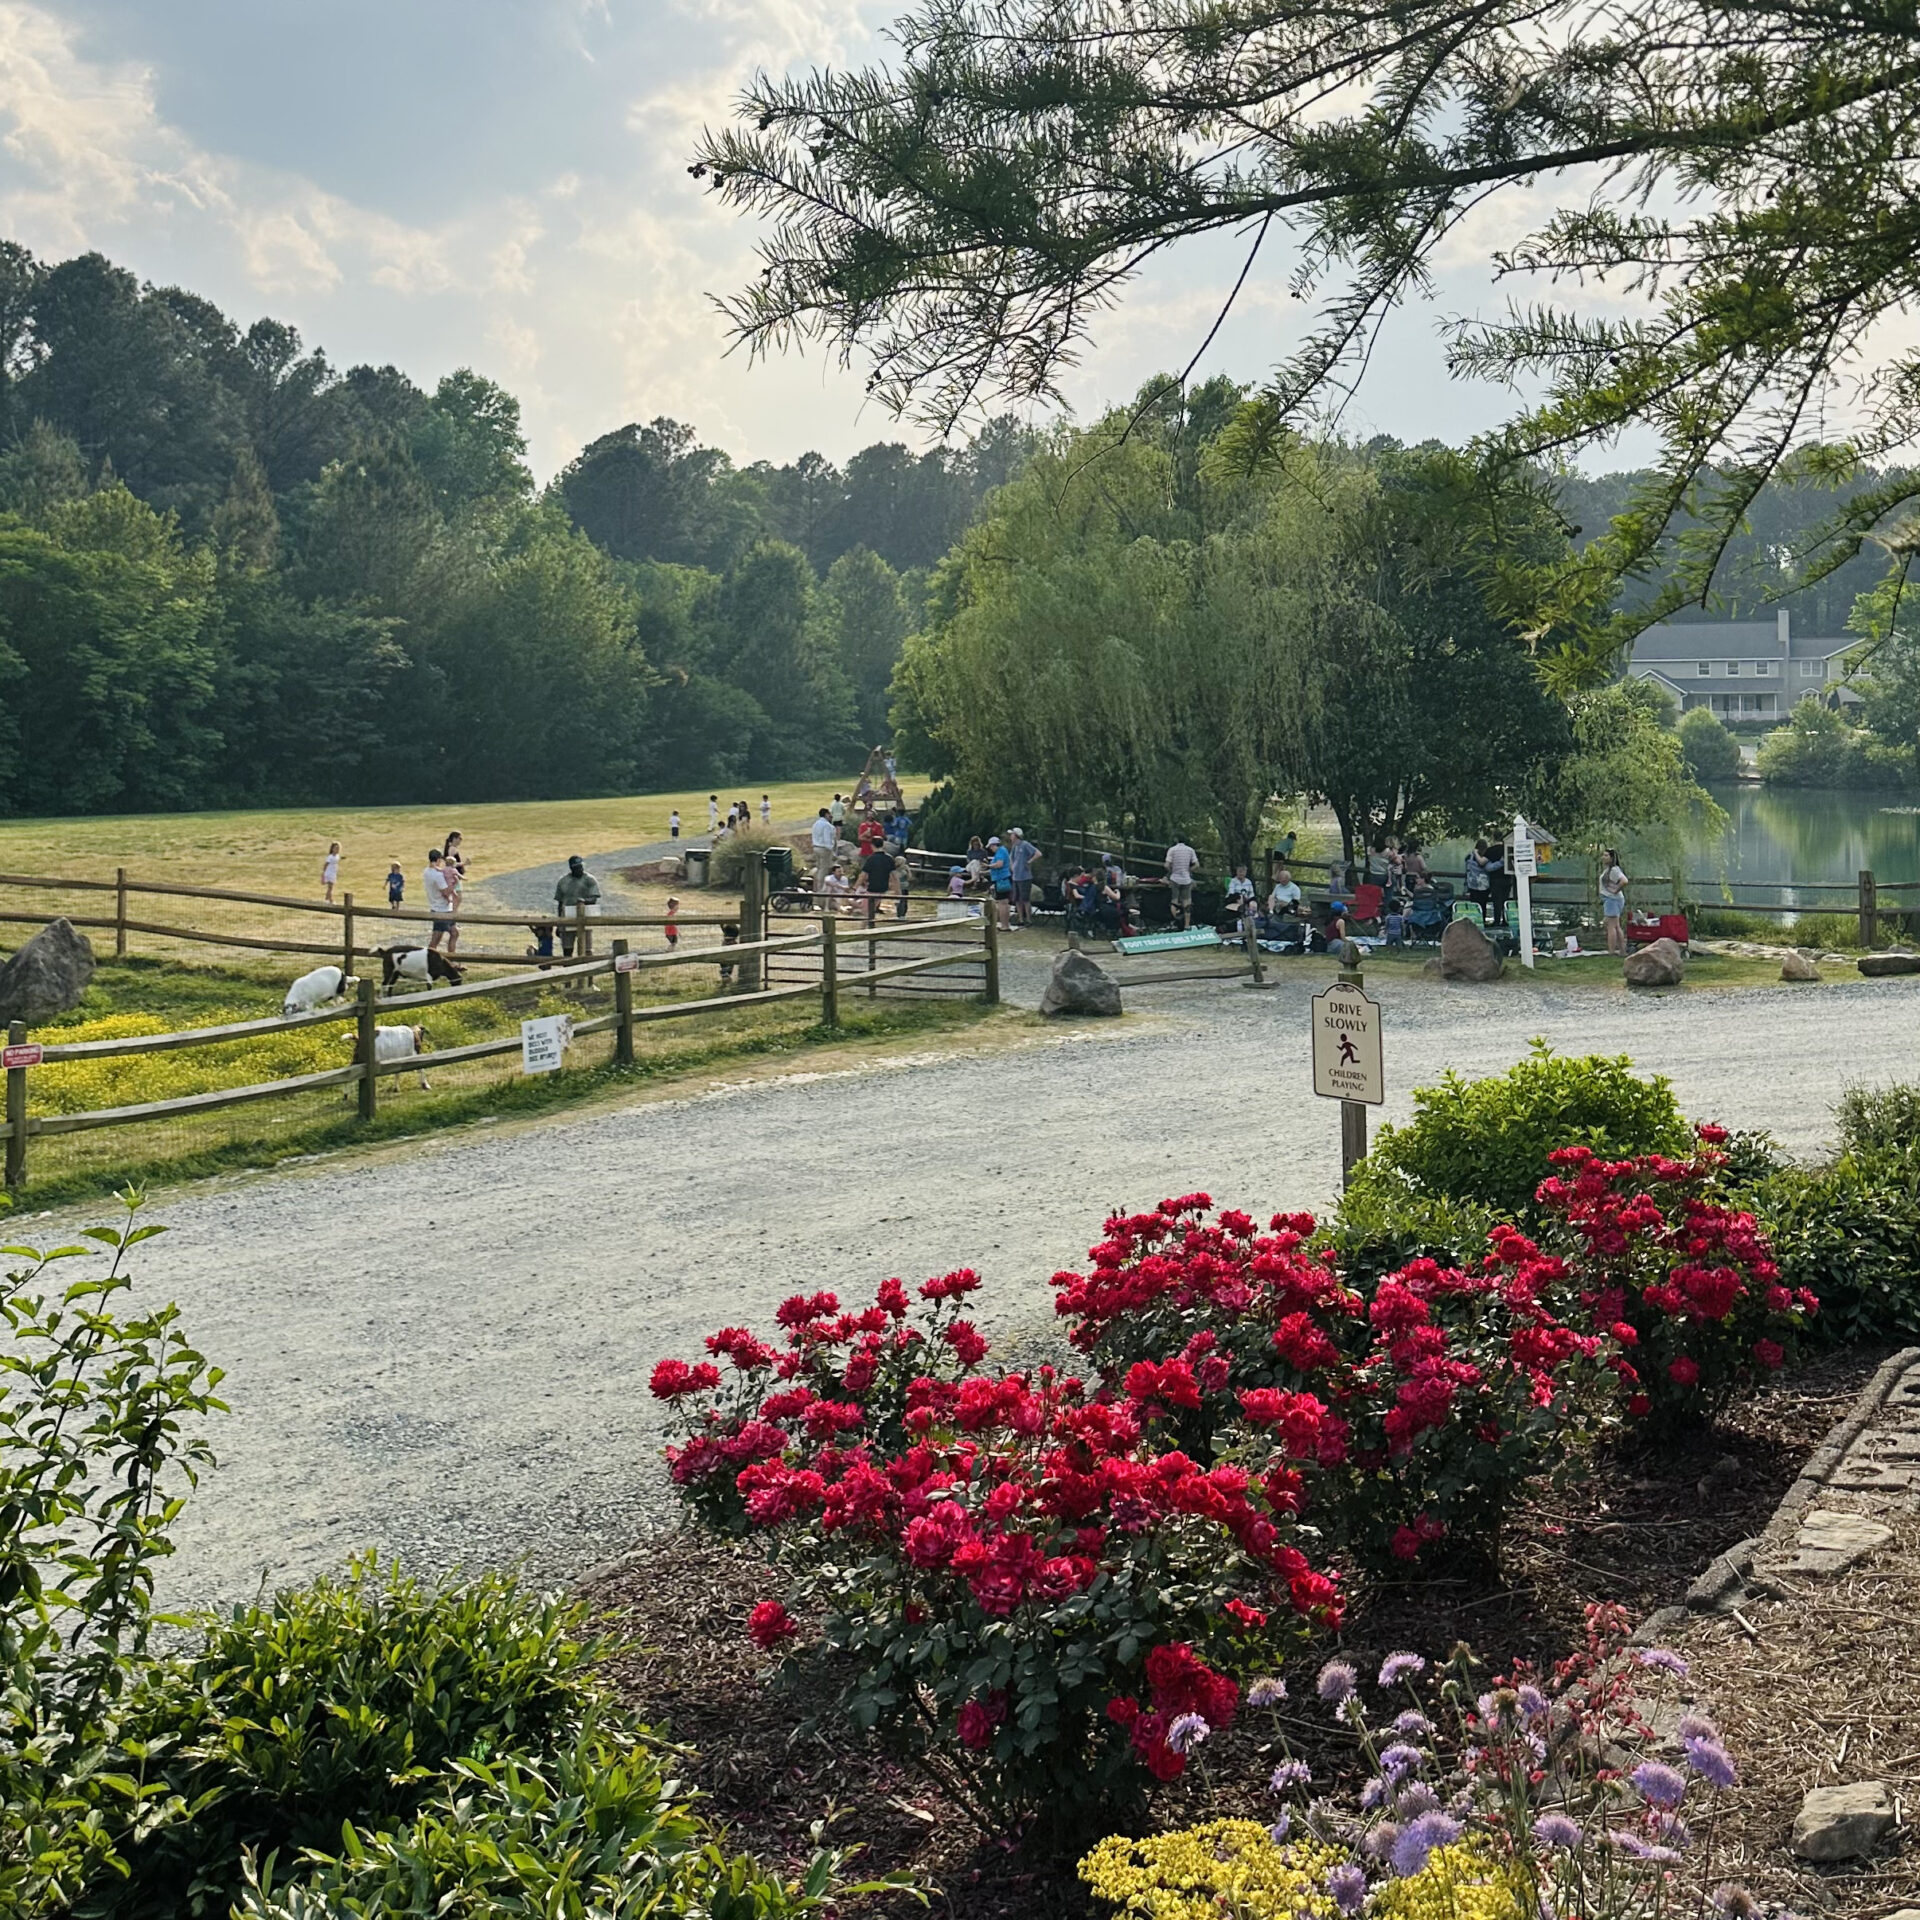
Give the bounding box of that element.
[1324,1181,1498,1287]
[0,1200,226,1916]
[1756,698,1912,789]
[1753,1154,1920,1347]
[1789,911,1864,950]
[707,824,787,887]
[1676,705,1742,782]
[1345,1043,1691,1223]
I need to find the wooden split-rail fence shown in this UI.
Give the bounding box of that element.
[0,863,997,1190]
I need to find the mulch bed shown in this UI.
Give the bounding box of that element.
[588,1346,1890,1918]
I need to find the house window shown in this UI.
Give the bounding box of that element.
[1699,662,1712,676]
[1755,659,1772,675]
[1726,660,1741,675]
[1759,693,1776,712]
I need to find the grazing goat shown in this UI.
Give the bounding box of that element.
[372,1023,432,1089]
[379,946,464,992]
[284,965,354,1017]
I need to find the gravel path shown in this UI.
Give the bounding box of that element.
[54,950,1913,1611]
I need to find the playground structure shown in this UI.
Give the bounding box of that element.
[847,745,904,818]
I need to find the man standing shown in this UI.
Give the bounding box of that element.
[423,848,455,951]
[554,855,602,957]
[1007,828,1040,927]
[861,837,895,927]
[810,807,839,886]
[1164,835,1199,929]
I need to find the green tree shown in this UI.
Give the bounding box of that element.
[1676,705,1741,784]
[691,0,1920,676]
[818,547,911,744]
[411,370,532,512]
[1755,697,1906,789]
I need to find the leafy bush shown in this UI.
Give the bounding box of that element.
[1342,1044,1690,1225]
[1790,910,1864,950]
[1325,1181,1496,1287]
[1687,908,1787,940]
[1757,697,1912,788]
[1093,1607,1750,1920]
[653,1264,1341,1831]
[707,825,788,887]
[1,1202,225,1917]
[1676,704,1741,783]
[105,1559,605,1916]
[1743,1085,1920,1345]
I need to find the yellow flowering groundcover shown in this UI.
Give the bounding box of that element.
[1368,1843,1530,1919]
[1079,1819,1340,1919]
[27,1012,352,1114]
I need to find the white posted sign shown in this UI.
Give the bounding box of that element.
[1311,980,1383,1105]
[520,1014,572,1074]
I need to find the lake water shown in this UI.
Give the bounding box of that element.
[1691,785,1920,900]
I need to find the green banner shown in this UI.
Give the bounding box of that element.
[1113,928,1224,955]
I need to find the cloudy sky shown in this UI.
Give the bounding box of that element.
[0,0,1545,480]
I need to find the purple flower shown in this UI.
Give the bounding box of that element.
[1326,1864,1367,1916]
[1317,1658,1358,1707]
[1362,1821,1401,1861]
[1166,1712,1210,1755]
[1391,1709,1432,1737]
[1378,1651,1426,1687]
[1678,1711,1720,1742]
[1631,1760,1688,1809]
[1248,1675,1288,1709]
[1390,1810,1461,1878]
[1397,1783,1440,1819]
[1516,1684,1549,1720]
[1379,1742,1424,1778]
[1360,1775,1391,1812]
[1636,1648,1689,1679]
[1535,1812,1582,1850]
[1270,1758,1312,1794]
[1268,1809,1290,1843]
[1651,1811,1694,1848]
[1610,1832,1682,1864]
[1684,1737,1738,1789]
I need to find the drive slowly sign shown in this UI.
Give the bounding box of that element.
[1310,980,1383,1105]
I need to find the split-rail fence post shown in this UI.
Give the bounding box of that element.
[613,938,635,1066]
[5,1019,26,1191]
[355,977,378,1123]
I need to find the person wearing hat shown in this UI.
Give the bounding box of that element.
[1007,827,1041,927]
[554,855,601,956]
[987,835,1013,929]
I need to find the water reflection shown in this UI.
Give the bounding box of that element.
[1692,786,1920,897]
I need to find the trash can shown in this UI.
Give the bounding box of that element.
[763,844,794,889]
[684,848,710,887]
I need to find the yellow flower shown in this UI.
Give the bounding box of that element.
[1368,1843,1531,1920]
[1080,1819,1340,1920]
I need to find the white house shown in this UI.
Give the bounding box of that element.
[1627,611,1861,718]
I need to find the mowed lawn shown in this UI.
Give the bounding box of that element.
[0,777,923,960]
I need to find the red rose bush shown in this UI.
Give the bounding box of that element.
[653,1267,1339,1826]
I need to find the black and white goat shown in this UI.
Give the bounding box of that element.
[378,946,464,993]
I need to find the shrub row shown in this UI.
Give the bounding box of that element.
[653,1134,1807,1831]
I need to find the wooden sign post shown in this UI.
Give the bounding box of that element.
[1311,966,1384,1187]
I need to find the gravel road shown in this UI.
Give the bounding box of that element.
[45,950,1913,1611]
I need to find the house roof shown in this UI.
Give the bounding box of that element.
[1630,621,1856,663]
[1631,666,1691,696]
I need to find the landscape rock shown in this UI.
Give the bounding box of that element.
[1859,951,1920,977]
[1439,918,1504,982]
[1784,1508,1894,1576]
[621,856,684,884]
[1686,1537,1756,1613]
[1623,937,1686,987]
[1040,947,1122,1018]
[0,918,95,1026]
[1790,1781,1895,1861]
[1780,949,1820,981]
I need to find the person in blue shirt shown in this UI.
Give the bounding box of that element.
[1007,828,1040,926]
[987,836,1013,929]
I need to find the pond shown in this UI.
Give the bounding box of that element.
[1688,784,1920,899]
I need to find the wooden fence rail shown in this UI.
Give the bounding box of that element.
[0,912,996,1191]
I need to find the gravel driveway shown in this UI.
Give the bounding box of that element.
[49,951,1911,1611]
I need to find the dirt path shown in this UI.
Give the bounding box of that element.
[61,951,1914,1611]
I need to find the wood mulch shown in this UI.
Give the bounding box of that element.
[587,1347,1891,1919]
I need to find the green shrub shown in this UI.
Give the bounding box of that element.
[707,825,788,888]
[1837,1082,1920,1157]
[104,1558,603,1917]
[233,1723,876,1920]
[1342,1042,1691,1225]
[1689,908,1790,941]
[1677,704,1742,782]
[1790,911,1864,950]
[1323,1180,1497,1286]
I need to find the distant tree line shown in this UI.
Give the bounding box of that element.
[0,243,1038,816]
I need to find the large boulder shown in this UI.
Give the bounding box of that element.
[1040,947,1122,1017]
[1780,948,1820,981]
[1623,937,1686,988]
[618,856,684,884]
[1859,951,1920,977]
[0,919,95,1026]
[1438,918,1504,983]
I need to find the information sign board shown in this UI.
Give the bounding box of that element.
[520,1014,571,1074]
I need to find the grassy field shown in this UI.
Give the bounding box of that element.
[5,950,999,1211]
[0,775,926,967]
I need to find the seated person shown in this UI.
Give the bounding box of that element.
[1224,865,1256,916]
[1312,905,1351,953]
[1266,867,1303,917]
[819,861,852,909]
[1401,841,1432,890]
